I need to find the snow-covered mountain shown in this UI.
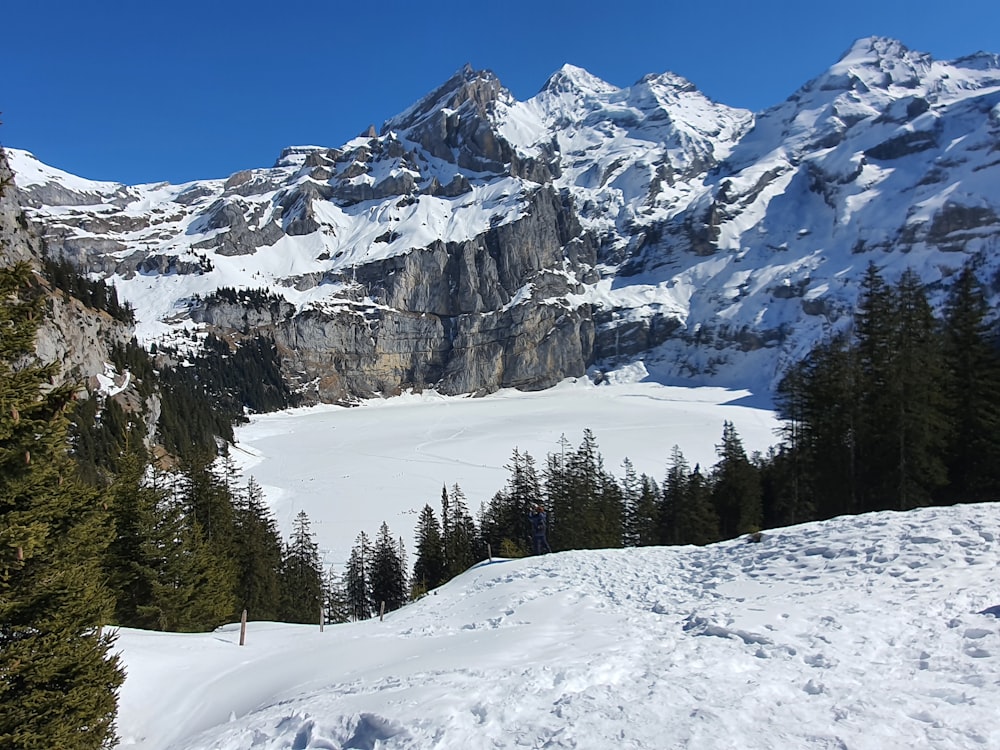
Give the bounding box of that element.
[115,502,1000,749]
[9,36,1000,400]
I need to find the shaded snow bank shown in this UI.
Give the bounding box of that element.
[115,503,1000,750]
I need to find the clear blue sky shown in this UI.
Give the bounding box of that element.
[4,0,998,185]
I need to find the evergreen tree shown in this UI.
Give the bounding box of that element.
[345,531,373,620]
[543,434,574,550]
[411,504,446,595]
[278,510,324,624]
[172,458,238,627]
[620,457,642,547]
[940,263,1000,503]
[662,448,719,545]
[683,465,719,545]
[0,262,124,749]
[548,430,623,549]
[759,444,810,529]
[478,448,541,557]
[711,421,762,538]
[442,484,477,577]
[231,478,284,621]
[633,474,661,547]
[617,460,658,548]
[888,269,949,509]
[369,522,407,615]
[776,334,859,519]
[325,567,352,625]
[105,450,161,628]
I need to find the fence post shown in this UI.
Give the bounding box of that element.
[379,601,386,622]
[320,606,325,633]
[239,609,247,646]
[487,543,492,562]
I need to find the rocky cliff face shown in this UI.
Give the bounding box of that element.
[1,148,148,428]
[9,37,1000,401]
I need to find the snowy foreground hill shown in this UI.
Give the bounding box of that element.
[115,503,1000,750]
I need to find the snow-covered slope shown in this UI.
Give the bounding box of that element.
[9,36,1000,399]
[114,502,1000,749]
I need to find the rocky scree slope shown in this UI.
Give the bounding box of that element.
[9,37,1000,402]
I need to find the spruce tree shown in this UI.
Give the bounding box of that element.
[0,262,124,749]
[940,263,1000,503]
[345,531,373,620]
[412,504,446,595]
[324,567,352,625]
[278,510,324,624]
[889,269,948,509]
[442,484,477,577]
[777,334,859,519]
[232,478,284,621]
[711,422,762,538]
[369,522,407,615]
[633,474,661,547]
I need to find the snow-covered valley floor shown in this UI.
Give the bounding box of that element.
[115,502,1000,749]
[231,380,781,565]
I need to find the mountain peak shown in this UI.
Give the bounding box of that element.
[383,64,509,135]
[541,64,618,97]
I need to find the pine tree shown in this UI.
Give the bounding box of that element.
[442,484,477,577]
[711,421,762,538]
[345,531,372,620]
[620,457,642,547]
[411,504,446,595]
[369,522,407,615]
[324,567,352,625]
[776,334,859,520]
[662,448,719,545]
[0,262,124,749]
[940,263,1000,503]
[854,262,898,510]
[278,510,324,624]
[889,269,948,509]
[619,459,657,547]
[105,449,161,628]
[231,477,284,621]
[549,430,623,549]
[172,459,238,627]
[633,474,661,546]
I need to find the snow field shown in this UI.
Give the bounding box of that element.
[114,503,1000,749]
[230,381,782,566]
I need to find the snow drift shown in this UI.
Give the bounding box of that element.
[114,502,1000,749]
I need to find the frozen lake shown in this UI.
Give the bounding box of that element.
[232,380,782,566]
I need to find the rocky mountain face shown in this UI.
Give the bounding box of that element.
[1,149,136,397]
[9,37,1000,402]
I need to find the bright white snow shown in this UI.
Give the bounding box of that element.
[114,502,1000,749]
[231,380,781,566]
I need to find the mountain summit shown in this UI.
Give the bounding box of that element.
[8,37,1000,401]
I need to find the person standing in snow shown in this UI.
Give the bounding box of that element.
[529,504,551,555]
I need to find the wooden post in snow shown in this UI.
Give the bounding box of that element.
[379,601,386,622]
[320,607,325,633]
[487,543,492,562]
[239,609,248,646]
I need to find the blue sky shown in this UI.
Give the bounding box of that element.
[4,0,998,185]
